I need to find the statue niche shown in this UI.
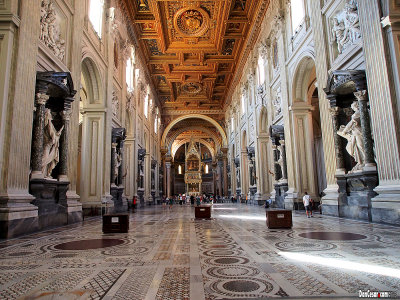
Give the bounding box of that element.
[110,128,126,213]
[30,72,77,229]
[269,125,288,209]
[324,70,377,221]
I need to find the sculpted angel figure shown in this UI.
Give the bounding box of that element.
[42,109,63,178]
[332,17,347,53]
[337,101,365,171]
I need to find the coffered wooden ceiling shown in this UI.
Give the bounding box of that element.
[122,0,270,117]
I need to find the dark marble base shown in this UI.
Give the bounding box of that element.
[83,206,101,216]
[29,178,74,230]
[274,183,288,209]
[111,186,125,213]
[322,204,339,217]
[68,210,83,223]
[137,189,145,208]
[335,171,377,222]
[340,194,370,221]
[0,216,39,239]
[371,207,400,226]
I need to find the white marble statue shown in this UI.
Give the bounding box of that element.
[40,0,66,61]
[277,145,284,172]
[114,151,122,181]
[337,101,365,171]
[42,109,64,178]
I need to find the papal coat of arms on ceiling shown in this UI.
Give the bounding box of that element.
[174,7,210,37]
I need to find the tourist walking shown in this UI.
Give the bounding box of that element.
[303,192,313,218]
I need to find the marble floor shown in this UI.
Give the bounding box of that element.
[0,203,399,300]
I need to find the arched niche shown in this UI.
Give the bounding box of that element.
[81,57,103,106]
[291,54,316,104]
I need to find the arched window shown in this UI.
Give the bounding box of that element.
[178,165,182,175]
[89,0,105,37]
[144,93,149,118]
[154,116,158,134]
[126,50,134,93]
[241,93,246,115]
[205,164,209,174]
[231,116,235,132]
[291,0,305,34]
[258,56,265,84]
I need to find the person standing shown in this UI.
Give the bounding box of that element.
[169,196,173,210]
[303,192,313,218]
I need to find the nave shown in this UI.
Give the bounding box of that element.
[0,204,399,299]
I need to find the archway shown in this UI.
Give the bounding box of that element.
[161,114,228,149]
[79,57,105,214]
[258,106,272,199]
[291,56,327,205]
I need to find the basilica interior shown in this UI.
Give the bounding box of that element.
[0,0,400,299]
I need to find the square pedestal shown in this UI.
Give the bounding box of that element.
[102,214,129,233]
[266,209,292,229]
[195,205,211,219]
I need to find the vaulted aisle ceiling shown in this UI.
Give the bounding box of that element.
[122,0,270,118]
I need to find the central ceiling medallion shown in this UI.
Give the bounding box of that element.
[181,82,203,95]
[174,7,209,37]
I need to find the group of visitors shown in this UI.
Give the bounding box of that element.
[161,194,220,209]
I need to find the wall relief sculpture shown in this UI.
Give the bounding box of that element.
[331,0,361,54]
[272,89,282,119]
[40,0,66,61]
[112,90,119,118]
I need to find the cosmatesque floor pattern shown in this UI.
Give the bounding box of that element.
[0,203,400,299]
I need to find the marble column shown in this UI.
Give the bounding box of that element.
[222,148,228,197]
[31,92,49,179]
[279,139,288,182]
[58,108,72,182]
[110,143,117,186]
[217,160,223,197]
[0,0,41,238]
[166,160,172,198]
[328,105,346,174]
[354,90,376,170]
[357,0,400,225]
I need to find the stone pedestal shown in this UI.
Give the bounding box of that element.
[111,185,126,213]
[0,200,38,239]
[137,189,145,207]
[274,183,288,209]
[30,178,70,229]
[335,170,378,221]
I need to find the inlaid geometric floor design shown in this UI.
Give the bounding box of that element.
[0,204,399,299]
